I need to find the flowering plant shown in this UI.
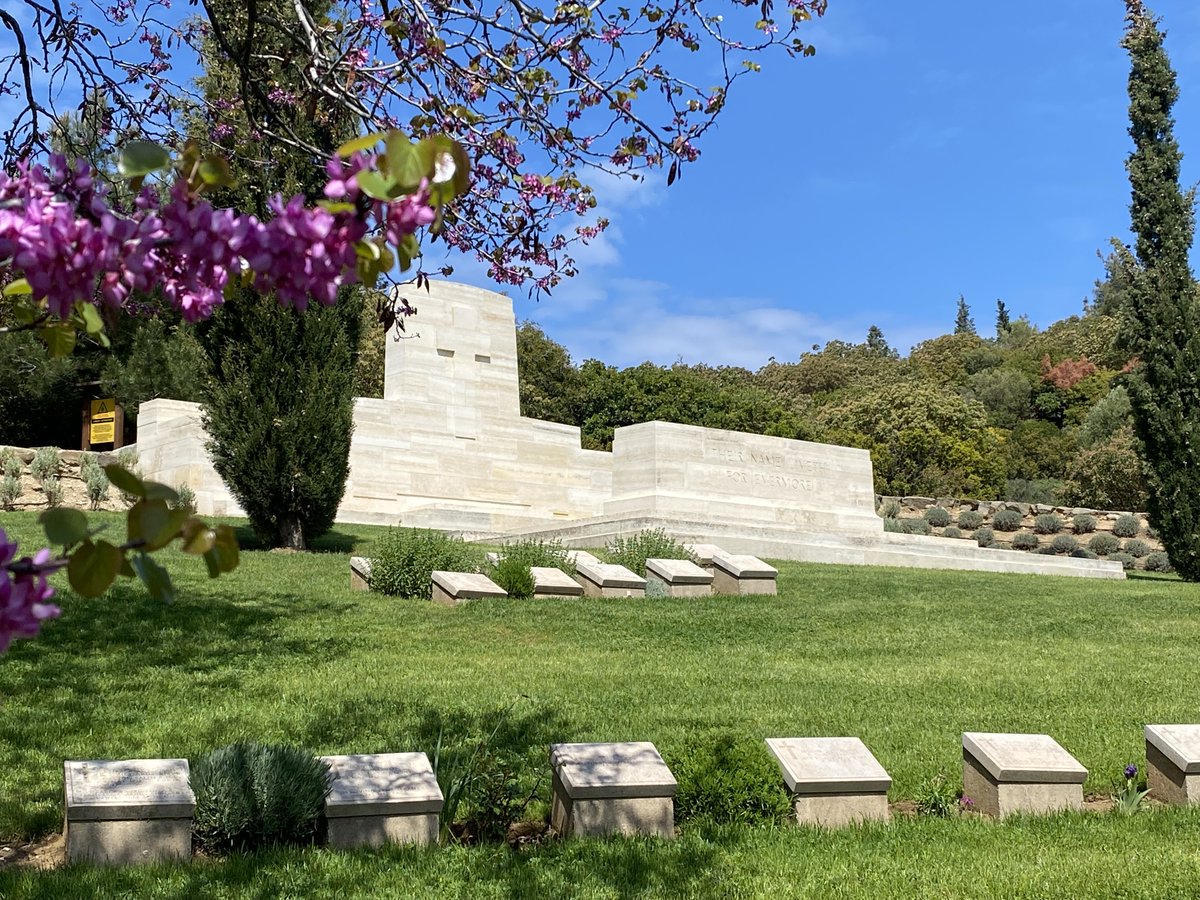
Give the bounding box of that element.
[1114,763,1150,814]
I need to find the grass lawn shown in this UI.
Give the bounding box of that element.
[1,510,1199,897]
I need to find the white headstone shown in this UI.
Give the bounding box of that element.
[65,759,195,820]
[324,753,443,817]
[550,742,677,799]
[962,733,1087,783]
[1145,724,1200,774]
[765,737,892,794]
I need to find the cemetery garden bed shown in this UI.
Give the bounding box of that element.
[1,511,1198,897]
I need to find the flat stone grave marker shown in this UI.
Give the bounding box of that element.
[1145,724,1200,805]
[485,551,501,566]
[350,556,372,591]
[531,566,584,598]
[644,558,713,598]
[567,550,602,567]
[431,570,507,606]
[550,741,677,839]
[322,752,443,848]
[573,559,646,598]
[712,554,778,595]
[962,732,1086,818]
[765,737,891,827]
[64,758,195,865]
[683,543,730,573]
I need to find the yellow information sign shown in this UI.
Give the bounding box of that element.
[89,398,116,445]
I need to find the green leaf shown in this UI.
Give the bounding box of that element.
[335,132,387,157]
[104,465,145,498]
[74,301,105,336]
[68,540,122,597]
[39,324,76,357]
[143,481,181,504]
[197,156,237,189]
[128,498,185,551]
[131,552,175,604]
[203,524,239,578]
[355,170,397,201]
[180,518,216,555]
[424,135,471,196]
[2,278,31,296]
[383,133,426,192]
[118,140,172,178]
[39,508,89,547]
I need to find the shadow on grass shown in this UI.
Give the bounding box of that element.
[229,524,369,555]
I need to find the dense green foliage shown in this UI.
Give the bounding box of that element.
[489,555,536,599]
[1120,5,1200,578]
[604,529,692,576]
[190,741,332,852]
[496,538,575,575]
[666,733,791,826]
[369,527,484,598]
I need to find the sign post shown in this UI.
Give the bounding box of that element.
[81,399,123,450]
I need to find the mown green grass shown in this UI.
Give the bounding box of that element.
[1,510,1198,897]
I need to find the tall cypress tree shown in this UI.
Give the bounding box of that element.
[194,0,362,549]
[1121,2,1200,579]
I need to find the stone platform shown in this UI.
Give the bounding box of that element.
[1145,724,1200,806]
[961,732,1087,818]
[550,742,676,839]
[322,752,443,848]
[766,737,891,827]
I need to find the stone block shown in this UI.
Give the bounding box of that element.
[711,554,778,596]
[350,556,372,591]
[573,560,646,598]
[65,758,194,865]
[644,558,713,598]
[961,732,1086,818]
[531,566,584,598]
[430,570,507,606]
[550,742,676,839]
[765,737,891,827]
[322,752,443,849]
[1145,724,1200,806]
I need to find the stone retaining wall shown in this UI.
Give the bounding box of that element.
[0,445,128,513]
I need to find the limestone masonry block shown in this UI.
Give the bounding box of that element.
[712,554,778,596]
[644,558,714,598]
[430,571,507,606]
[573,560,646,598]
[531,566,584,598]
[65,758,195,866]
[765,737,892,827]
[322,752,443,848]
[550,742,677,839]
[349,556,372,591]
[1145,724,1200,806]
[961,732,1086,818]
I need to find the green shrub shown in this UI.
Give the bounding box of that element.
[941,526,962,539]
[605,529,690,576]
[498,538,574,575]
[903,517,931,536]
[30,447,60,483]
[924,507,951,527]
[1107,551,1137,570]
[0,475,19,510]
[0,448,20,479]
[957,510,983,530]
[370,528,484,598]
[668,733,790,826]
[190,741,332,853]
[1089,533,1121,555]
[1144,551,1174,573]
[1146,523,1160,540]
[171,482,197,513]
[1113,514,1141,538]
[1033,514,1063,535]
[877,499,901,519]
[992,509,1022,532]
[85,469,110,510]
[490,555,535,599]
[79,452,103,479]
[1123,539,1150,559]
[974,526,994,547]
[1011,532,1039,551]
[914,771,960,818]
[1036,545,1059,555]
[1051,535,1079,554]
[42,476,63,508]
[1073,514,1098,534]
[883,517,904,533]
[1071,548,1099,559]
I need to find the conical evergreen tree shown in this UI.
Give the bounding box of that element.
[1120,2,1200,579]
[954,296,976,335]
[195,0,363,549]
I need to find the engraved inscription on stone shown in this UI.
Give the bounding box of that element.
[69,760,192,806]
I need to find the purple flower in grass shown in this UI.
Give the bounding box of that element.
[1124,764,1139,780]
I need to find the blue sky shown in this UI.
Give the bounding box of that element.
[437,1,1200,370]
